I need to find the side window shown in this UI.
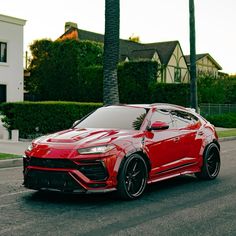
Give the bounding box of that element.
[150,109,174,129]
[0,42,7,63]
[171,110,199,128]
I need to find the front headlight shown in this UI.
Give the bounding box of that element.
[77,145,115,154]
[27,144,33,151]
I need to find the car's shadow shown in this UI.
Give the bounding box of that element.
[22,174,214,206]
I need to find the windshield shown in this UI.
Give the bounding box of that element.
[75,106,148,130]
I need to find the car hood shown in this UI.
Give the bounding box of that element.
[31,128,140,150]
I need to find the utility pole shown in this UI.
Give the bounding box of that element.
[189,0,198,111]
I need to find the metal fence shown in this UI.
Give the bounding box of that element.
[200,103,236,116]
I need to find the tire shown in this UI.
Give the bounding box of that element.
[195,142,220,180]
[117,154,148,200]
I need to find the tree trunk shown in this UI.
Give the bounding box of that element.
[103,0,120,105]
[189,0,198,111]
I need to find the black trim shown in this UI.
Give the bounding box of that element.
[156,162,196,175]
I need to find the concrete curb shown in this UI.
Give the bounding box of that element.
[219,136,236,142]
[0,158,22,169]
[0,137,235,169]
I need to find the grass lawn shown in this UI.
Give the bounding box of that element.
[217,129,236,138]
[0,153,22,160]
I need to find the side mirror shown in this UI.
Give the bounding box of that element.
[72,120,80,128]
[148,121,169,131]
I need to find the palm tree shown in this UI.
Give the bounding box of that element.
[103,0,120,105]
[189,0,198,110]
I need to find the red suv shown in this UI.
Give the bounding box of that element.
[23,104,221,199]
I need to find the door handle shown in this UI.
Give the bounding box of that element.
[174,137,180,142]
[198,131,204,136]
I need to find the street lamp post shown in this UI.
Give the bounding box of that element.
[189,0,198,111]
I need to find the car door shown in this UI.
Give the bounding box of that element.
[170,109,202,166]
[144,109,182,178]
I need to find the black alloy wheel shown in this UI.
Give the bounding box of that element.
[117,154,148,200]
[195,143,221,180]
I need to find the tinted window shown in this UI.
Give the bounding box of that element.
[171,110,199,128]
[75,106,148,130]
[150,109,174,128]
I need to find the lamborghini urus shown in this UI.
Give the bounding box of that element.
[23,104,221,199]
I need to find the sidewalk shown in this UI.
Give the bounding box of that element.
[0,140,31,155]
[0,140,30,168]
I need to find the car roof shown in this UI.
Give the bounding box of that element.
[120,103,189,111]
[106,103,199,116]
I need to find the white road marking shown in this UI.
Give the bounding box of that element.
[0,166,22,171]
[0,189,34,199]
[0,202,18,208]
[221,148,236,154]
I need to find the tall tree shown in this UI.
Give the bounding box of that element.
[103,0,120,105]
[189,0,198,110]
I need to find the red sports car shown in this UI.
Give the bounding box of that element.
[23,104,221,199]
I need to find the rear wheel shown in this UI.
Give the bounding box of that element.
[195,143,220,180]
[117,154,148,200]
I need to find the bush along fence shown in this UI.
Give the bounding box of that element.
[205,113,236,128]
[0,101,102,139]
[200,103,236,116]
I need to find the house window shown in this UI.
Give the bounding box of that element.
[174,67,181,83]
[0,42,7,63]
[0,84,7,102]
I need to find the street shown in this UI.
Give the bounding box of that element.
[0,140,236,236]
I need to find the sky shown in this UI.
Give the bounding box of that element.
[1,0,236,74]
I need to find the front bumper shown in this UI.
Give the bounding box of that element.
[23,155,118,193]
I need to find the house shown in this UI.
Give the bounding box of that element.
[0,14,26,102]
[59,22,189,83]
[185,53,222,78]
[127,41,189,83]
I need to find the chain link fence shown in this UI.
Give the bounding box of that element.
[200,104,236,116]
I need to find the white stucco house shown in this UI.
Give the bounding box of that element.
[0,14,26,102]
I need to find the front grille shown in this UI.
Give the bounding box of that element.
[26,157,108,181]
[24,170,83,191]
[78,163,108,181]
[28,157,78,169]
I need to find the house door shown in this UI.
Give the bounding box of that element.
[0,84,6,102]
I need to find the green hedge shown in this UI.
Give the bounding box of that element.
[206,113,236,128]
[118,61,158,103]
[0,102,102,139]
[150,83,190,106]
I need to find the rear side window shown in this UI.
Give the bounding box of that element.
[150,109,175,129]
[171,110,199,128]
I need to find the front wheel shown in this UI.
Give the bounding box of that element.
[117,154,148,200]
[195,142,220,180]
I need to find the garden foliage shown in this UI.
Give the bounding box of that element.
[0,102,102,138]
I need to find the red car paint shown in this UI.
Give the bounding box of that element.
[23,104,220,196]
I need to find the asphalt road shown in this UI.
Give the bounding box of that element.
[0,140,236,236]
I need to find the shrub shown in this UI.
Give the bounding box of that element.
[206,113,236,128]
[0,101,102,139]
[118,60,158,103]
[150,83,190,106]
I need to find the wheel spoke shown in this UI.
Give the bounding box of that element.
[207,153,214,161]
[132,170,141,177]
[132,161,138,173]
[127,179,132,192]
